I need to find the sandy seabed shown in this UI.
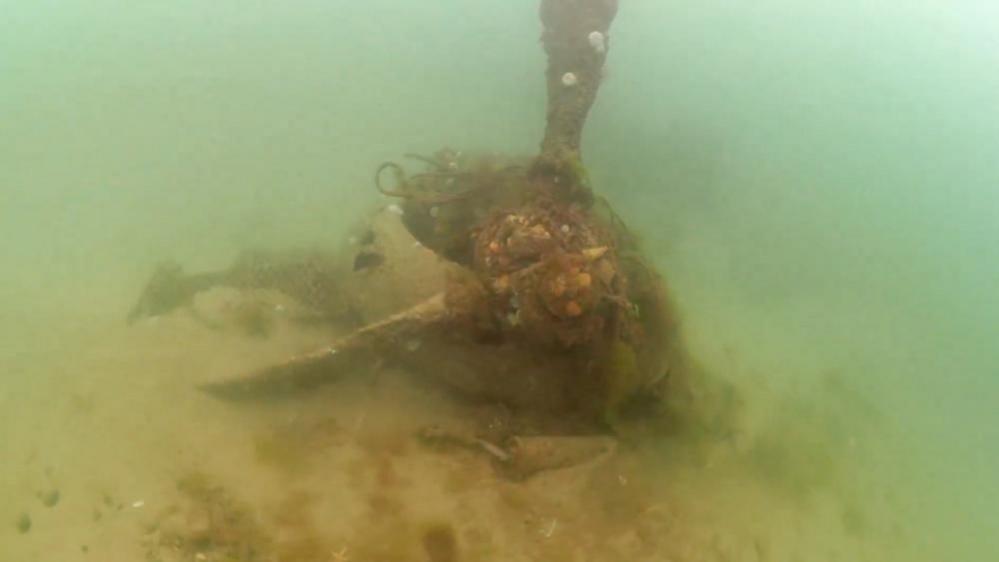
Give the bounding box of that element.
[0,285,924,562]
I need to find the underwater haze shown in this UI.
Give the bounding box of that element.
[2,1,997,561]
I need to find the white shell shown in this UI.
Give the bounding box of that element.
[561,72,578,87]
[588,31,606,54]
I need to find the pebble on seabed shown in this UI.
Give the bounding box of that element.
[16,513,31,534]
[40,489,60,507]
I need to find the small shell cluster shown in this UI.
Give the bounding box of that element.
[588,31,606,54]
[472,204,623,347]
[559,30,607,89]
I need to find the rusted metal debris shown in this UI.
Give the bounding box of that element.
[133,0,703,433]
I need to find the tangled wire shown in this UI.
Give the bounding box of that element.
[374,153,524,206]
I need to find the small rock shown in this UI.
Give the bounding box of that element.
[40,489,60,507]
[16,513,31,534]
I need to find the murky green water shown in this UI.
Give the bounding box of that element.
[3,2,996,561]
